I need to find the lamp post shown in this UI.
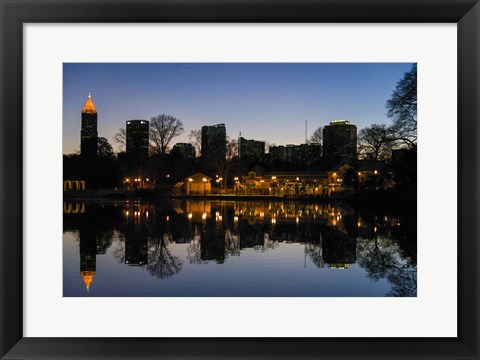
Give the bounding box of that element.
[234,177,239,196]
[188,178,193,195]
[202,177,207,196]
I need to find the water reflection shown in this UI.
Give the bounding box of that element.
[63,199,417,297]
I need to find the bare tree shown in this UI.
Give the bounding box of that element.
[113,127,126,151]
[188,129,202,157]
[147,235,183,279]
[308,126,323,144]
[212,136,238,190]
[358,124,392,160]
[264,141,275,153]
[150,114,184,155]
[386,64,417,148]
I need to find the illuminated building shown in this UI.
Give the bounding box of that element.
[182,173,212,195]
[201,124,226,162]
[126,120,149,162]
[80,92,98,160]
[322,120,357,163]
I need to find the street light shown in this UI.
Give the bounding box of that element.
[202,177,207,196]
[188,178,193,195]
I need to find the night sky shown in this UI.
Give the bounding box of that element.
[63,63,413,154]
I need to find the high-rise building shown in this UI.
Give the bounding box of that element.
[322,120,357,163]
[201,124,226,162]
[172,143,196,159]
[126,120,149,162]
[80,92,98,160]
[238,136,265,160]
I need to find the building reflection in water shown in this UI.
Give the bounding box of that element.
[124,205,148,266]
[78,205,97,292]
[64,199,417,296]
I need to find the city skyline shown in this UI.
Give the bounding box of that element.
[63,63,413,154]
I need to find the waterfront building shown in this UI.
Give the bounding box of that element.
[80,92,98,160]
[238,136,265,160]
[126,120,149,162]
[63,180,86,191]
[201,124,226,162]
[172,142,196,159]
[238,167,332,196]
[181,173,212,195]
[322,120,357,163]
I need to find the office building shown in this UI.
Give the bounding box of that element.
[201,124,226,162]
[238,136,265,160]
[126,120,149,162]
[268,143,322,165]
[322,120,357,162]
[80,92,98,160]
[172,143,196,159]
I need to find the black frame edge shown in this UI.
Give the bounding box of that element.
[1,0,479,359]
[458,2,480,358]
[0,0,24,359]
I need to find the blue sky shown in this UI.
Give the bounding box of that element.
[63,63,413,154]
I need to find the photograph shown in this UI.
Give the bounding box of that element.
[63,62,417,297]
[3,0,479,357]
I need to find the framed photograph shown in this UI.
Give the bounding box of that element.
[1,0,479,359]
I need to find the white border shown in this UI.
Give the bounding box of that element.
[24,24,457,337]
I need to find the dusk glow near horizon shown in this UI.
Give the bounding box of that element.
[63,63,413,154]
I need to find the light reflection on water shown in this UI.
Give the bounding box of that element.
[63,199,416,297]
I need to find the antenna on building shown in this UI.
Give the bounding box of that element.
[305,121,307,143]
[88,91,91,99]
[239,131,242,138]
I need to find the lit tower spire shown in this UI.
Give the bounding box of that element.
[81,270,96,292]
[80,91,98,160]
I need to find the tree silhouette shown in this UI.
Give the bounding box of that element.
[386,64,417,148]
[308,126,323,145]
[358,124,392,160]
[357,236,417,296]
[147,235,183,279]
[211,136,238,190]
[113,127,126,151]
[97,137,114,159]
[188,129,202,158]
[150,114,184,155]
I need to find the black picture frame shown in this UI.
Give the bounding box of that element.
[1,1,479,359]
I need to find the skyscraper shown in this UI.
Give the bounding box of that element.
[322,120,357,163]
[80,92,98,160]
[201,124,226,162]
[126,120,150,162]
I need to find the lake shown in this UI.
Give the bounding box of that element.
[63,199,416,297]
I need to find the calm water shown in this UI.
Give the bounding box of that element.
[63,199,417,297]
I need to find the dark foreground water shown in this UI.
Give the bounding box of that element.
[63,199,417,297]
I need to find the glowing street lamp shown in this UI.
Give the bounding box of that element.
[202,177,207,196]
